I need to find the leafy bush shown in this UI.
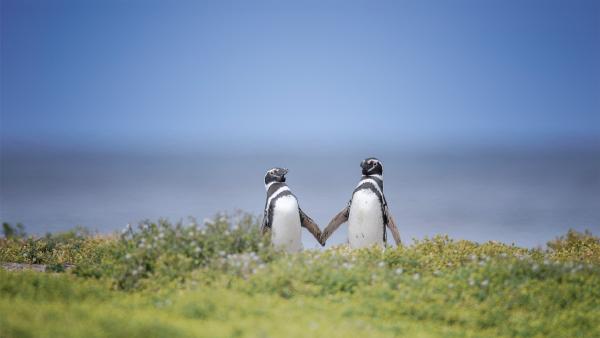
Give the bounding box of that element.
[2,222,26,239]
[547,229,600,264]
[0,226,115,269]
[1,212,270,289]
[111,212,270,289]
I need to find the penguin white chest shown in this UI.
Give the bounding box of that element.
[271,195,302,253]
[348,189,384,248]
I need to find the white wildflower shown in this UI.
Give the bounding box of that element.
[121,224,131,234]
[395,268,403,275]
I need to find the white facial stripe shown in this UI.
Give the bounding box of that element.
[357,178,383,196]
[367,163,380,173]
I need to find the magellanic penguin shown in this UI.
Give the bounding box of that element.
[320,158,401,248]
[261,167,324,252]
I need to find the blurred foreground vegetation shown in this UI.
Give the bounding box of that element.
[1,215,599,338]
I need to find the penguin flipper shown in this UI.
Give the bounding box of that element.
[261,205,271,235]
[384,204,401,246]
[260,219,270,235]
[321,205,349,244]
[299,209,323,246]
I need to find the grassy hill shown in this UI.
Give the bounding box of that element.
[1,214,599,338]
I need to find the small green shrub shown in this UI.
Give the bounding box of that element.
[111,212,270,289]
[547,229,600,264]
[2,222,26,239]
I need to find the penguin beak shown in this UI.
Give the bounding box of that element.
[279,168,289,177]
[360,160,367,169]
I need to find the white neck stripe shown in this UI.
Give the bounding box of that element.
[266,186,291,208]
[357,178,384,196]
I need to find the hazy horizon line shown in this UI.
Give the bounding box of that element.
[2,134,599,156]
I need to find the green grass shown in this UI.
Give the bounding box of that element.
[1,214,599,338]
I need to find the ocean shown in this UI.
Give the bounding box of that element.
[1,146,599,248]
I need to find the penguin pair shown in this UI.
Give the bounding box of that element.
[261,158,401,252]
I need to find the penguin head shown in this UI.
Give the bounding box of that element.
[264,167,288,186]
[361,158,383,176]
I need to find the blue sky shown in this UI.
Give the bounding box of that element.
[2,0,599,152]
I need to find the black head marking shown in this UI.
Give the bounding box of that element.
[264,167,288,185]
[360,157,383,176]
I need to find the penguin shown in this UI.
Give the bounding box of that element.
[320,158,401,248]
[261,167,323,252]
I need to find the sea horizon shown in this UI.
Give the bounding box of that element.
[2,142,598,248]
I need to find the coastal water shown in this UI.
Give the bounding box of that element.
[1,146,599,248]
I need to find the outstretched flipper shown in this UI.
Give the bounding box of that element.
[299,209,323,246]
[320,205,350,244]
[384,204,401,246]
